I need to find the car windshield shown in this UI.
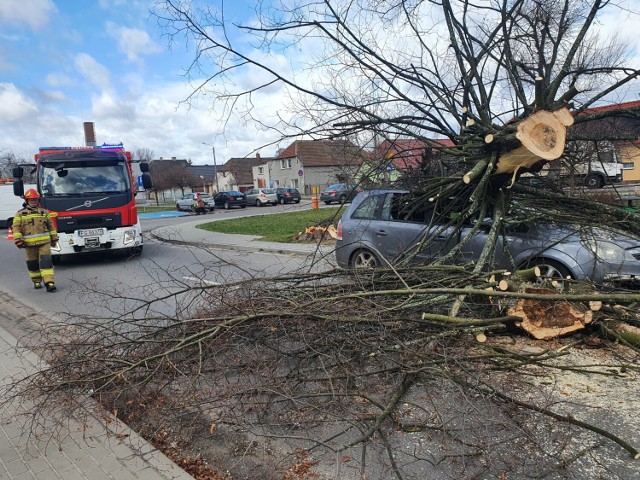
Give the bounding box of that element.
[40,161,130,197]
[229,191,244,197]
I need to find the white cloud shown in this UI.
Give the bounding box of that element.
[0,83,39,121]
[0,0,56,30]
[105,22,163,64]
[74,54,112,91]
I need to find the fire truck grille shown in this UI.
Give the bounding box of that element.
[56,214,122,233]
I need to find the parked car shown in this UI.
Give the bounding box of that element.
[213,191,247,209]
[245,188,278,206]
[335,189,640,286]
[275,187,302,204]
[176,193,215,212]
[320,183,362,204]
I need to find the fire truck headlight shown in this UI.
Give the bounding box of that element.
[123,229,136,245]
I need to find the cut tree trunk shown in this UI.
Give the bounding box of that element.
[508,287,593,340]
[494,107,574,176]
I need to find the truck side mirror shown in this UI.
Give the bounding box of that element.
[13,166,24,178]
[140,162,150,173]
[13,180,24,197]
[142,173,153,189]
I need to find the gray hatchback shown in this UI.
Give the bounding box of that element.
[320,183,362,204]
[335,189,640,286]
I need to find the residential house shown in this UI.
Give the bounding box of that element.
[576,100,640,182]
[254,140,365,195]
[360,138,456,186]
[148,157,223,203]
[217,155,271,192]
[187,164,218,194]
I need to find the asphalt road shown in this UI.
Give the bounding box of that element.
[0,203,326,334]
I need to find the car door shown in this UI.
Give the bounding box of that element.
[457,218,539,270]
[364,192,445,265]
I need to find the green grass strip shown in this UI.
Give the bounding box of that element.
[196,207,344,242]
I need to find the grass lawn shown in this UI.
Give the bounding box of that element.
[196,207,344,242]
[136,203,177,213]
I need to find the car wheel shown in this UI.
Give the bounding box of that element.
[176,204,181,211]
[524,259,572,288]
[224,202,230,210]
[294,199,300,203]
[280,197,286,205]
[350,249,379,269]
[256,199,262,207]
[241,205,246,209]
[339,195,347,204]
[324,201,332,205]
[585,173,604,189]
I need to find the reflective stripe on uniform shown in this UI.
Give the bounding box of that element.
[23,234,52,244]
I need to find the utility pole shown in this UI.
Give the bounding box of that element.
[202,142,220,193]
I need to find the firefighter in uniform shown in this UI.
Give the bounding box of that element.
[13,189,59,292]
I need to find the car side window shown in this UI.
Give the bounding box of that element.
[352,194,383,220]
[383,193,433,223]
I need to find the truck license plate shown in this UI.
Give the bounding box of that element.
[78,228,104,237]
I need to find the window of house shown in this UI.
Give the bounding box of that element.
[280,159,286,169]
[287,159,292,168]
[623,162,635,170]
[258,167,264,174]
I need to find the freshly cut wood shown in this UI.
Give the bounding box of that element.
[295,224,338,242]
[508,287,593,340]
[494,108,574,175]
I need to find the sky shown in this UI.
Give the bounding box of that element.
[1,0,640,168]
[0,0,282,166]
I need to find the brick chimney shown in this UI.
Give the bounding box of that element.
[84,122,96,147]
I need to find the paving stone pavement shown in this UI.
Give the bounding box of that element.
[0,324,194,480]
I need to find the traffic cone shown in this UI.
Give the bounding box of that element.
[6,227,13,241]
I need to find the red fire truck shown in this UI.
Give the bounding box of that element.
[13,143,152,261]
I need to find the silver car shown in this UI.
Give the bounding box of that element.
[335,189,640,286]
[176,193,215,212]
[245,188,278,206]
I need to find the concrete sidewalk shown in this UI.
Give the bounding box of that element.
[0,321,194,480]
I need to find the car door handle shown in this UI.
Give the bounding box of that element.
[375,230,388,236]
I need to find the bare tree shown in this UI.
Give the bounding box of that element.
[152,0,640,243]
[135,147,155,162]
[4,2,640,479]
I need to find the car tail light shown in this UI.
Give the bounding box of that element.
[326,190,337,195]
[336,219,343,240]
[260,193,266,198]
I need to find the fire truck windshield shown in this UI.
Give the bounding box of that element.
[39,161,130,197]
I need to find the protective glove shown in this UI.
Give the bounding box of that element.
[15,240,26,249]
[51,240,58,248]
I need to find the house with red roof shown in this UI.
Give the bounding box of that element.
[359,138,456,185]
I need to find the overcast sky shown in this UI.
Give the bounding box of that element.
[1,0,639,167]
